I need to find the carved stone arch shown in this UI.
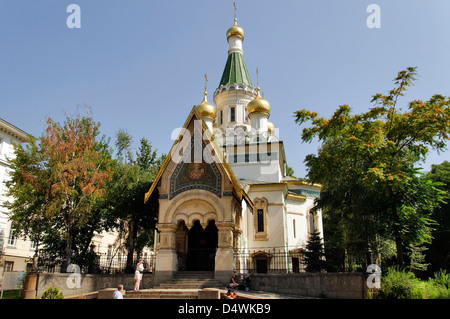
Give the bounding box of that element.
[174,213,189,228]
[164,189,225,225]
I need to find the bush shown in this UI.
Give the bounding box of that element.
[433,269,450,289]
[39,286,64,299]
[379,267,417,299]
[379,267,450,299]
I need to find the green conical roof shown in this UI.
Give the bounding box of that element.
[218,52,253,88]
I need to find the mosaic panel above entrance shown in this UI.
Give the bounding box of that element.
[169,135,222,199]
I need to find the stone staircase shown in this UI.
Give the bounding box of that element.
[125,289,199,299]
[124,271,226,299]
[154,271,225,289]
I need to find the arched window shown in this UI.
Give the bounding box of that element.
[253,198,268,241]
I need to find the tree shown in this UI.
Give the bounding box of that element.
[5,115,114,268]
[108,136,165,272]
[4,135,51,270]
[424,161,450,275]
[303,231,327,272]
[294,67,450,267]
[115,128,132,163]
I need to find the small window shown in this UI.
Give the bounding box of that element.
[8,229,17,247]
[5,261,14,271]
[257,209,264,232]
[244,108,249,123]
[230,107,236,122]
[253,198,268,241]
[220,110,223,125]
[293,219,296,238]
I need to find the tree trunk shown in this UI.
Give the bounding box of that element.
[395,236,404,267]
[125,217,139,273]
[389,187,405,267]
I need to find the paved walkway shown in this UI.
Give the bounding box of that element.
[235,290,319,299]
[126,288,318,299]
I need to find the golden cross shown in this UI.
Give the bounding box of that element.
[256,67,259,88]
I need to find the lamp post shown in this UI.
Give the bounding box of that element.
[362,213,373,268]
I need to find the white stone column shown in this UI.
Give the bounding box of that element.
[215,223,235,284]
[154,224,177,286]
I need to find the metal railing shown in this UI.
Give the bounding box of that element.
[36,253,156,274]
[234,247,306,274]
[35,247,305,274]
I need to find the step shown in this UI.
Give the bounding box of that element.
[153,272,225,290]
[125,289,199,299]
[174,272,214,279]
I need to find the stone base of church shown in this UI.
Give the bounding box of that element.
[154,249,177,286]
[214,247,235,285]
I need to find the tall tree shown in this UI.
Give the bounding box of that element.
[108,136,165,272]
[295,67,450,267]
[424,161,450,275]
[4,135,51,270]
[115,128,132,163]
[6,115,114,268]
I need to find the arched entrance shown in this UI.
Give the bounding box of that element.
[175,219,218,271]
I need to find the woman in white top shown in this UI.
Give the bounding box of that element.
[134,259,144,291]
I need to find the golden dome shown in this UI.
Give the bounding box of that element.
[267,121,275,134]
[226,20,244,40]
[197,92,217,120]
[247,88,270,117]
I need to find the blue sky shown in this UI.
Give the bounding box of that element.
[1,0,449,178]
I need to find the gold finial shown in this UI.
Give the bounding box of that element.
[256,67,259,88]
[197,73,216,119]
[234,2,237,24]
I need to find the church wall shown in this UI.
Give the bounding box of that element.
[286,197,313,251]
[229,162,282,183]
[245,186,287,251]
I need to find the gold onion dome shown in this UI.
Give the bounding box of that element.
[197,92,217,120]
[227,20,245,40]
[267,121,274,134]
[247,88,270,117]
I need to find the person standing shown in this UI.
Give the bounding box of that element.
[134,259,144,291]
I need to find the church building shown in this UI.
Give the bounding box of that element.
[145,10,323,285]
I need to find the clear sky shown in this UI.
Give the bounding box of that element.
[1,0,449,178]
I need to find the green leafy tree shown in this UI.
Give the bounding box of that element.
[115,128,132,163]
[5,115,114,268]
[294,67,450,267]
[4,135,51,270]
[108,136,165,272]
[424,161,450,275]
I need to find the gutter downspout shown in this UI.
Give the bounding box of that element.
[283,184,290,273]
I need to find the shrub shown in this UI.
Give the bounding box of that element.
[433,269,450,289]
[379,267,450,299]
[379,267,417,299]
[39,286,64,299]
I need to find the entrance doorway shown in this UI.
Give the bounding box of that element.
[175,219,218,271]
[187,220,218,271]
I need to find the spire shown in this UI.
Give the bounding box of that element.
[226,2,244,40]
[196,73,216,120]
[218,2,252,89]
[248,67,270,118]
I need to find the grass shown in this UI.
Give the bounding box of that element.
[1,289,21,299]
[377,267,450,299]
